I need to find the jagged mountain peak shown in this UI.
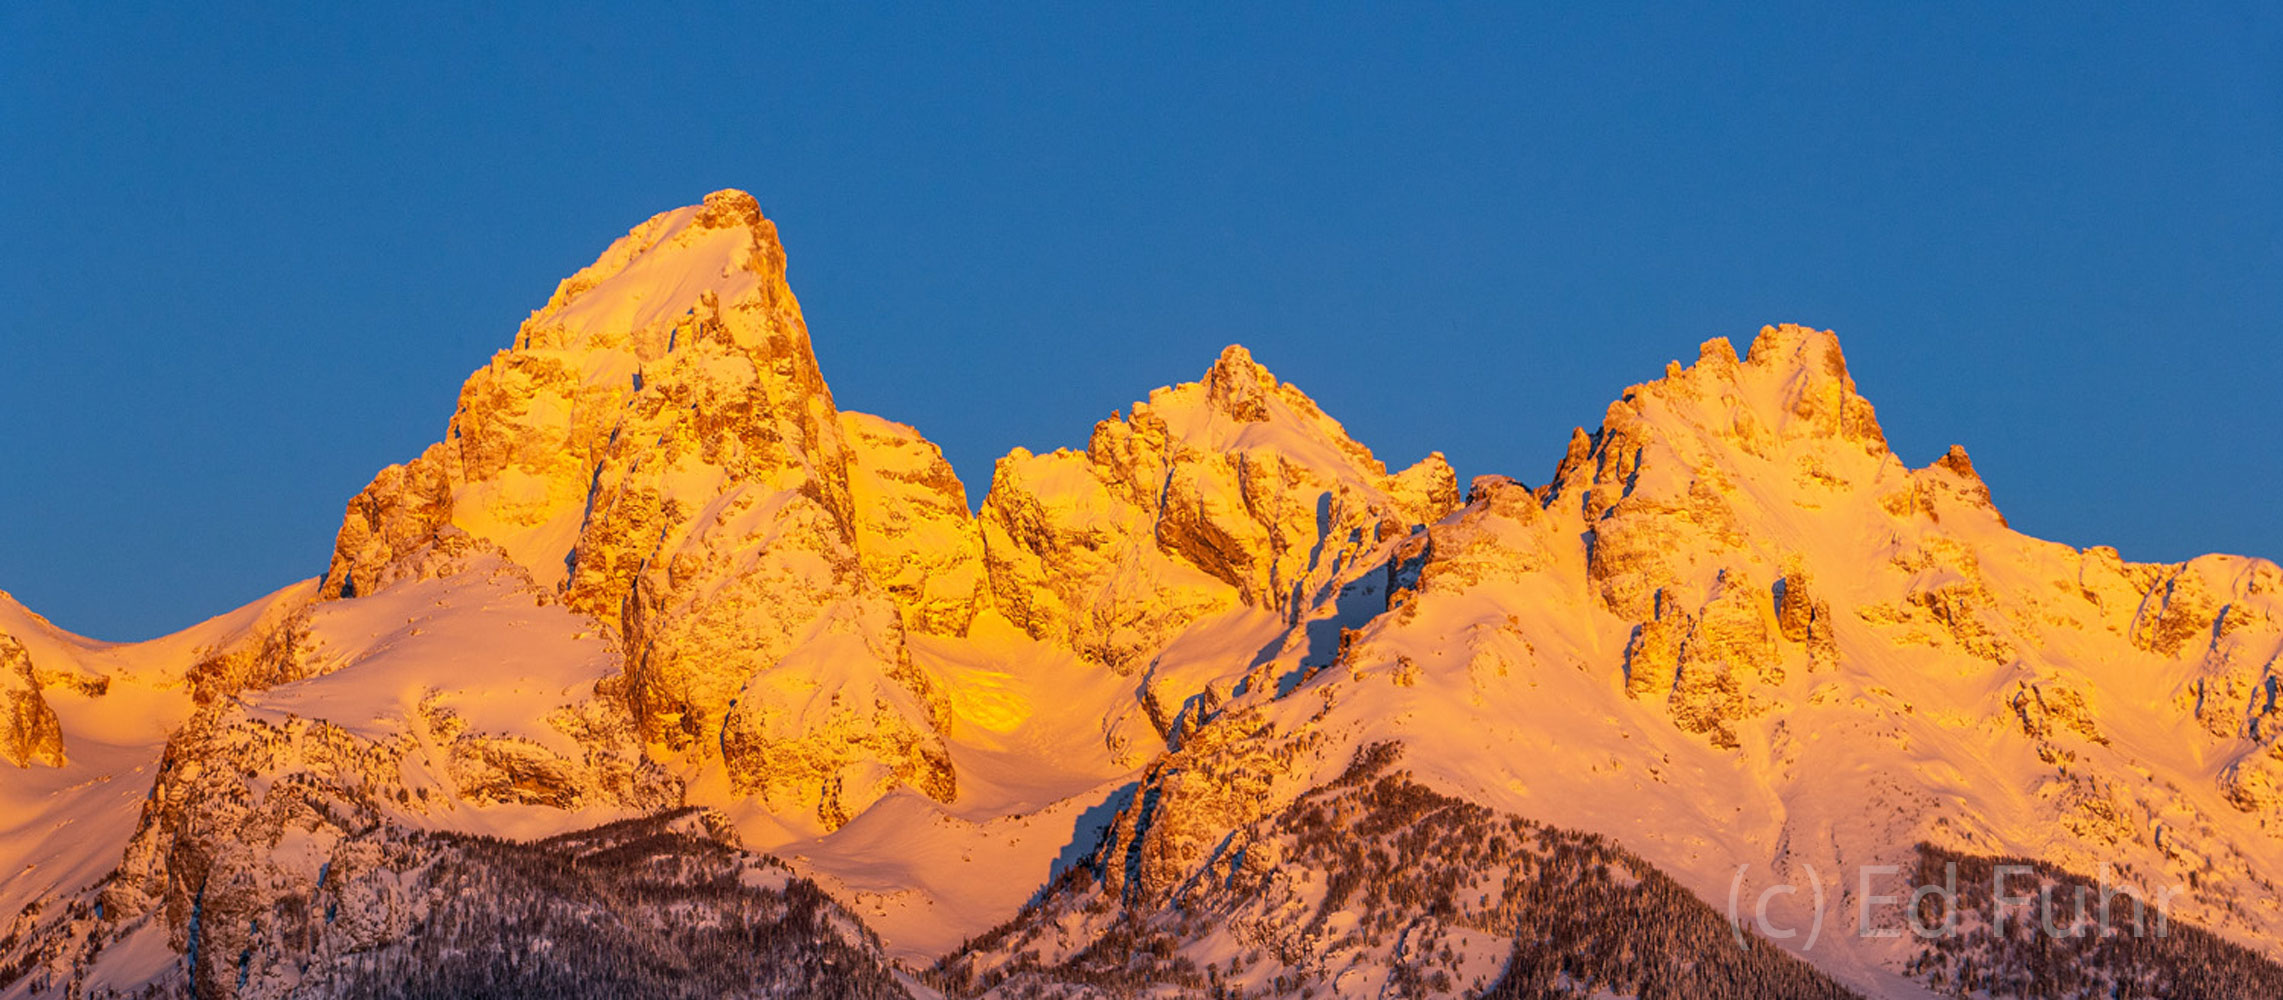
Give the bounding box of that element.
[1112,343,1421,488]
[1932,441,1979,479]
[1643,323,1885,448]
[1199,343,1279,421]
[691,186,767,228]
[1547,323,1896,519]
[323,189,838,602]
[980,343,1458,671]
[518,188,794,355]
[310,192,975,832]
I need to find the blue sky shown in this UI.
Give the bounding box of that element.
[3,4,2278,640]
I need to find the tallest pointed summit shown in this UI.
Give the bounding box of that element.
[319,191,964,829]
[324,189,840,603]
[517,189,801,357]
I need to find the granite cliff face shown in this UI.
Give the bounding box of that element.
[317,191,956,830]
[981,344,1458,673]
[6,194,2283,1000]
[0,633,65,769]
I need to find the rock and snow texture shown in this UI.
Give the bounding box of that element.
[980,343,1458,673]
[0,633,65,770]
[317,190,962,832]
[313,190,1456,838]
[950,324,2283,997]
[939,745,1864,999]
[5,191,2282,999]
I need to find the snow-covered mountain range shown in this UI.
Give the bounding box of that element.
[6,191,2280,999]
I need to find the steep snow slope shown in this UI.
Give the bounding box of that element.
[772,614,1139,962]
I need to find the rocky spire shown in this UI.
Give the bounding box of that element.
[317,191,950,829]
[979,345,1459,672]
[323,189,843,602]
[1,632,64,768]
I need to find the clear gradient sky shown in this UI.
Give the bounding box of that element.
[3,4,2278,641]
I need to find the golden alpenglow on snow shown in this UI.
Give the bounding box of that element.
[7,193,2283,1000]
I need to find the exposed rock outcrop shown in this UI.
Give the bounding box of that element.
[0,633,64,768]
[841,411,988,637]
[980,345,1458,672]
